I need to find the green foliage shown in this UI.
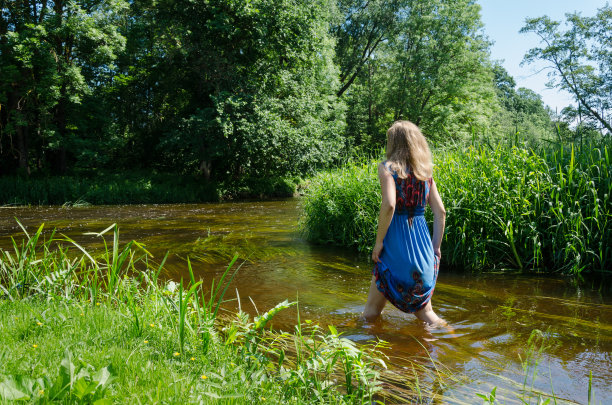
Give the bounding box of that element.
[384,0,497,140]
[0,0,519,184]
[301,143,612,274]
[490,64,556,145]
[0,0,128,174]
[0,222,388,403]
[338,0,499,148]
[1,0,347,179]
[115,0,346,178]
[521,5,612,133]
[476,387,497,405]
[435,143,610,273]
[2,0,608,212]
[0,349,115,403]
[301,158,380,249]
[0,173,300,205]
[333,0,399,98]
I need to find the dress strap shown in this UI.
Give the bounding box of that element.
[382,161,396,177]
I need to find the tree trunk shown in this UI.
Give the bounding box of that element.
[16,125,29,175]
[199,160,211,180]
[55,97,67,174]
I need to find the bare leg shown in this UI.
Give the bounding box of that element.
[362,275,387,322]
[414,300,442,325]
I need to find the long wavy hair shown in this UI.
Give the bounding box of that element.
[385,120,433,181]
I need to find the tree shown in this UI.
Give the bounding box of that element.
[338,0,498,146]
[385,0,496,139]
[112,0,346,178]
[491,63,554,144]
[521,5,612,134]
[332,0,400,97]
[0,0,128,174]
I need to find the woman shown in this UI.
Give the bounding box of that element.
[362,120,446,325]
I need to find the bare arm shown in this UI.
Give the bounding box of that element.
[372,163,396,263]
[428,179,446,259]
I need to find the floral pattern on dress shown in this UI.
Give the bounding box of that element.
[373,255,439,313]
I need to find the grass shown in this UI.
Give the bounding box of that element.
[300,156,380,251]
[0,221,448,404]
[0,172,299,205]
[435,142,610,274]
[301,142,611,274]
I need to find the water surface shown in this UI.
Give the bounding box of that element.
[1,200,610,404]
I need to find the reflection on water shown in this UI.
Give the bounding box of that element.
[1,200,611,404]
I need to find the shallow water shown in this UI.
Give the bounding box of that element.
[1,200,611,404]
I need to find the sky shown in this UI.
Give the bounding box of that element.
[478,0,606,113]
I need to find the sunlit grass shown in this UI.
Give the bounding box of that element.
[301,142,611,274]
[0,222,417,403]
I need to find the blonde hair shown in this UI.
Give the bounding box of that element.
[385,120,433,181]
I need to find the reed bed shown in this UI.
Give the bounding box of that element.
[301,143,611,274]
[0,174,298,205]
[0,222,450,403]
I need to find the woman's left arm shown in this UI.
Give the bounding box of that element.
[428,179,446,260]
[372,163,396,263]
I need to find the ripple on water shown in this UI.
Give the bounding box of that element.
[486,333,514,345]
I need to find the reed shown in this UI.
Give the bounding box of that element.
[301,142,611,274]
[301,157,380,250]
[435,143,610,274]
[0,173,298,205]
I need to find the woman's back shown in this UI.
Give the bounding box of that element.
[363,120,445,325]
[387,162,432,216]
[374,162,437,313]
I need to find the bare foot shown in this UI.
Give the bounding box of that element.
[425,318,456,337]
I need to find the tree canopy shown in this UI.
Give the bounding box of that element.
[0,0,590,178]
[521,5,612,134]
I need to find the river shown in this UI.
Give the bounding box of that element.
[1,200,610,404]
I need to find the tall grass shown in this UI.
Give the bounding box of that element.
[0,173,298,205]
[301,143,611,274]
[436,143,610,273]
[301,158,380,250]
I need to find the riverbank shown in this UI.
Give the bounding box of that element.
[0,173,300,205]
[302,143,611,275]
[0,224,391,403]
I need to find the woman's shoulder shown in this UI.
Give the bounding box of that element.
[379,161,395,175]
[378,160,389,169]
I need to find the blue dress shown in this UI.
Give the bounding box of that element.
[373,162,439,313]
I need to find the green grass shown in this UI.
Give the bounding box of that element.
[0,173,299,205]
[300,157,380,250]
[301,142,611,274]
[0,221,407,404]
